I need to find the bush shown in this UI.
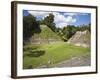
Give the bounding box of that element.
[25,50,45,57]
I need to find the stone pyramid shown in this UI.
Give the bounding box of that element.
[29,25,62,44]
[68,30,90,47]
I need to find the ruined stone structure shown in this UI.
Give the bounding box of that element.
[68,30,90,47]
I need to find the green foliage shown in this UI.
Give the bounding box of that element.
[77,24,91,32]
[25,50,45,57]
[56,24,91,42]
[56,25,77,41]
[42,13,56,32]
[23,14,41,40]
[63,25,77,39]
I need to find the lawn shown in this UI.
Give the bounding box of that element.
[23,42,90,69]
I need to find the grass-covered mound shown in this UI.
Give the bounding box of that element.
[29,25,62,44]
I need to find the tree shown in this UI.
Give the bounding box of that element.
[42,13,56,32]
[77,24,91,32]
[23,14,41,40]
[87,23,91,32]
[61,25,77,41]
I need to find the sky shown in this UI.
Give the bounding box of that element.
[23,10,91,28]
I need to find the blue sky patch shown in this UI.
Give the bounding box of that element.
[23,10,91,28]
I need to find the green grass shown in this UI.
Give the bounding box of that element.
[23,42,90,69]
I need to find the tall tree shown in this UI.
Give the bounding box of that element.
[23,14,41,40]
[42,13,56,32]
[61,25,77,41]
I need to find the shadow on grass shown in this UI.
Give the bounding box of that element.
[25,50,45,57]
[23,46,40,51]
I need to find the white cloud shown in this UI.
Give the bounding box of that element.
[28,11,77,28]
[53,12,66,23]
[63,12,89,16]
[28,11,50,19]
[63,13,77,16]
[56,22,68,28]
[72,18,77,23]
[65,16,73,22]
[53,12,76,28]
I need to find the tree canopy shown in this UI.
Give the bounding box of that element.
[23,14,41,40]
[56,24,90,41]
[42,13,56,32]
